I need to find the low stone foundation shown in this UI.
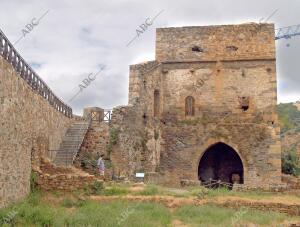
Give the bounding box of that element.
[35,171,98,191]
[232,183,288,192]
[34,160,100,191]
[219,200,300,217]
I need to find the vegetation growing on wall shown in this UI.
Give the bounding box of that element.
[80,153,97,171]
[106,127,119,156]
[30,171,39,193]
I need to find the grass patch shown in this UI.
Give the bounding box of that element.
[61,198,86,208]
[181,186,283,200]
[1,190,299,227]
[83,181,105,195]
[102,186,129,196]
[137,185,159,196]
[103,183,299,202]
[0,192,57,227]
[0,192,172,227]
[175,205,294,227]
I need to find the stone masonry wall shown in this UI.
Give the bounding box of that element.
[110,105,146,179]
[156,23,275,62]
[122,23,282,188]
[74,121,109,175]
[0,56,72,208]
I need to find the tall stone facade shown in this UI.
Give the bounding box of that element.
[0,57,73,208]
[113,23,282,188]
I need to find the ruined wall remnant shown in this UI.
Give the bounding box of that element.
[113,23,282,189]
[35,159,99,192]
[0,56,73,208]
[109,105,154,179]
[74,121,109,175]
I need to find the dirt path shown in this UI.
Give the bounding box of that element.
[90,195,300,216]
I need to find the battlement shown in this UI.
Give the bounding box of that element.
[155,23,275,62]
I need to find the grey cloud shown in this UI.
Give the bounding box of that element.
[0,0,300,114]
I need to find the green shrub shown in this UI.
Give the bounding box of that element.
[277,103,300,133]
[106,127,119,156]
[91,181,105,195]
[282,148,300,176]
[110,128,119,145]
[80,155,98,170]
[83,181,105,195]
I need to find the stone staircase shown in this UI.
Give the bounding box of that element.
[54,121,90,166]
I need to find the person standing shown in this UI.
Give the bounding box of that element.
[97,154,105,177]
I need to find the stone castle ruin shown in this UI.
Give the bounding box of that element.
[111,23,282,188]
[0,23,283,208]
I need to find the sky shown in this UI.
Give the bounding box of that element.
[0,0,300,115]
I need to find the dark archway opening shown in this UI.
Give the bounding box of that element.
[198,142,244,188]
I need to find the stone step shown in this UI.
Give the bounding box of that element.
[67,128,88,132]
[54,158,74,163]
[63,136,86,140]
[60,141,82,145]
[66,131,88,134]
[57,149,77,152]
[59,143,81,147]
[60,143,81,146]
[66,129,87,131]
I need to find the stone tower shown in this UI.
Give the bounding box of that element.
[113,23,282,189]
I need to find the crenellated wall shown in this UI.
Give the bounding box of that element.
[0,56,73,208]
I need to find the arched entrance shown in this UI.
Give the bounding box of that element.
[198,142,244,185]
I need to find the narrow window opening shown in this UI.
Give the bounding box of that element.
[185,96,195,116]
[154,90,160,117]
[143,113,147,124]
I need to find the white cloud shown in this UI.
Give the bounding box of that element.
[1,0,300,114]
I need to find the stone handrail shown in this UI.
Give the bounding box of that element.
[0,29,72,118]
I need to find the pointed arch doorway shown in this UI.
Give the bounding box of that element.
[198,142,244,186]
